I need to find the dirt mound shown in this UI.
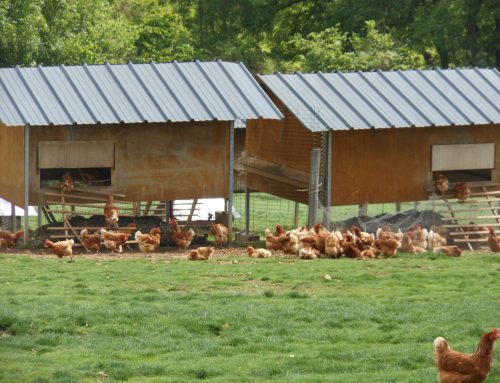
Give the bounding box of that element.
[331,209,443,233]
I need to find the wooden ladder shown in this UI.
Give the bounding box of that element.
[44,187,129,246]
[431,182,500,251]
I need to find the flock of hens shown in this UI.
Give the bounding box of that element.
[2,173,500,382]
[1,172,499,260]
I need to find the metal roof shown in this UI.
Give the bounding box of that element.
[259,68,500,131]
[0,60,282,127]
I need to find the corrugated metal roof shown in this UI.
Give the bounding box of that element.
[0,60,282,127]
[259,68,500,131]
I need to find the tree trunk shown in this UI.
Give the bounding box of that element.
[438,48,449,68]
[496,16,500,68]
[464,0,482,66]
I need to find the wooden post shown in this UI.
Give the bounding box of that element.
[244,187,250,234]
[322,130,332,227]
[395,202,401,212]
[227,121,235,243]
[23,124,30,244]
[294,202,300,228]
[62,194,68,238]
[358,203,368,217]
[187,199,198,223]
[166,201,173,220]
[308,149,321,227]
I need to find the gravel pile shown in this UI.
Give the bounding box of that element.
[330,209,443,233]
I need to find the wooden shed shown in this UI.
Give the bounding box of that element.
[245,68,500,207]
[0,60,282,240]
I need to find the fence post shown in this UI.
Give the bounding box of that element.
[10,203,16,231]
[308,149,321,226]
[244,187,250,234]
[358,203,368,217]
[395,202,401,212]
[294,202,300,228]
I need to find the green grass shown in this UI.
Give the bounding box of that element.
[1,252,499,382]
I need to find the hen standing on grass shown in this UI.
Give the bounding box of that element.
[170,218,195,251]
[44,239,74,261]
[0,230,24,250]
[434,328,499,383]
[135,228,161,254]
[487,227,500,253]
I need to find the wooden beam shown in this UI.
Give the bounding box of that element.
[308,149,321,226]
[242,155,309,188]
[453,238,488,243]
[442,223,500,228]
[187,199,198,223]
[46,226,137,230]
[44,209,135,217]
[45,201,135,211]
[437,206,500,214]
[441,215,500,221]
[46,185,125,197]
[44,192,127,203]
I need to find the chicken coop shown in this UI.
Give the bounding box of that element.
[244,68,500,247]
[0,60,282,242]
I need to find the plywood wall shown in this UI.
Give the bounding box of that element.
[331,124,500,205]
[0,124,24,206]
[23,121,230,205]
[246,111,500,205]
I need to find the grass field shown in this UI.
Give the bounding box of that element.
[1,251,499,383]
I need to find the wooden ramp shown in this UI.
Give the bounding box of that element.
[44,187,134,246]
[430,182,500,251]
[43,188,204,247]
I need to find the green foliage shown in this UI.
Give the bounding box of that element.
[133,2,194,62]
[277,21,425,72]
[38,0,138,65]
[0,0,47,66]
[0,0,497,70]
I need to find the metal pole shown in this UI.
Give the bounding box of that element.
[322,130,332,228]
[10,203,16,231]
[23,124,30,244]
[244,187,250,234]
[308,148,321,227]
[227,121,235,244]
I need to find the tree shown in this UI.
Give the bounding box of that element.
[38,0,138,65]
[0,0,47,66]
[275,21,425,73]
[133,2,195,62]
